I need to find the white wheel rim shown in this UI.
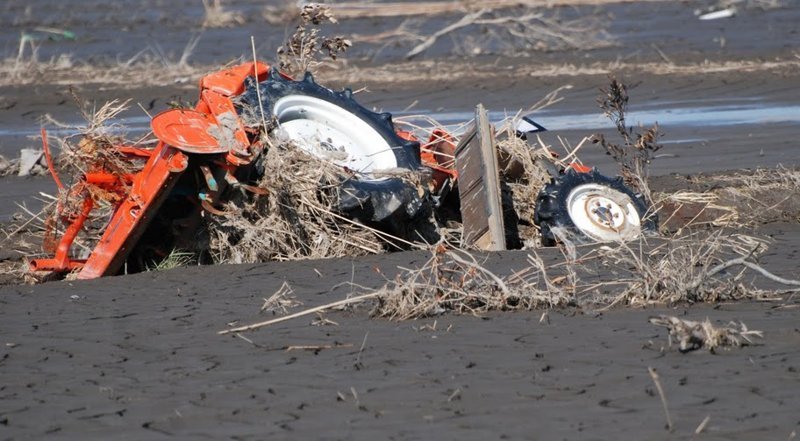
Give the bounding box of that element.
[272,95,399,174]
[566,183,642,242]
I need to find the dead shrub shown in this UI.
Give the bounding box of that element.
[593,77,663,203]
[277,4,352,77]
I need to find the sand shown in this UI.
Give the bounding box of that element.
[1,1,799,439]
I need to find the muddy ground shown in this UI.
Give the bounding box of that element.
[1,0,799,440]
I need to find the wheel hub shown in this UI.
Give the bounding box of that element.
[272,95,399,174]
[585,195,626,230]
[566,183,642,242]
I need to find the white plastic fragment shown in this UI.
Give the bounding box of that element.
[699,8,736,20]
[17,149,43,177]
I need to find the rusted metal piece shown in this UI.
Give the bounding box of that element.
[454,104,506,251]
[29,197,93,272]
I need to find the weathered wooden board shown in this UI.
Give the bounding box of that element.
[454,104,506,251]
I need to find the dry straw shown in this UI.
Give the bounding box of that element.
[220,246,576,334]
[372,247,575,320]
[205,136,430,264]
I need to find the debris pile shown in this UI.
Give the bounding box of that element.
[206,141,388,263]
[15,5,662,282]
[649,315,763,353]
[0,149,47,177]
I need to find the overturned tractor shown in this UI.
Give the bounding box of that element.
[30,61,656,279]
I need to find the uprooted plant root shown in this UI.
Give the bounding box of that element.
[649,315,764,353]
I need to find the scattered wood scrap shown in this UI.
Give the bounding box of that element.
[455,104,506,251]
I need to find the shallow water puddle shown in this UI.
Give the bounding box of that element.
[2,99,798,141]
[395,100,800,141]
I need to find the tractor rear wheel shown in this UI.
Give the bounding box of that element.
[237,69,429,228]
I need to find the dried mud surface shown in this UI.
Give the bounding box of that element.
[1,1,799,440]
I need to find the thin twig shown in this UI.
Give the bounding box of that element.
[648,366,673,432]
[695,415,711,434]
[405,9,488,59]
[219,292,381,334]
[251,36,268,132]
[741,261,800,286]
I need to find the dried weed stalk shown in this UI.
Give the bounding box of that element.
[372,247,575,320]
[649,315,763,353]
[277,4,352,77]
[206,139,388,264]
[594,77,663,203]
[260,281,302,315]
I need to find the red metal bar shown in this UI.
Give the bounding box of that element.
[29,197,93,272]
[77,142,188,279]
[40,128,64,191]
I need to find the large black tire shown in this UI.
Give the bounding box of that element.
[534,168,657,245]
[236,68,427,224]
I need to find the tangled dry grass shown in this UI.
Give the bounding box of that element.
[587,231,780,307]
[220,220,799,335]
[654,166,800,232]
[205,140,400,264]
[372,246,575,320]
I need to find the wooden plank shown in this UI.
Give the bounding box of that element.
[455,104,506,251]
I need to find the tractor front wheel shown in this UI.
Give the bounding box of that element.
[534,168,657,245]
